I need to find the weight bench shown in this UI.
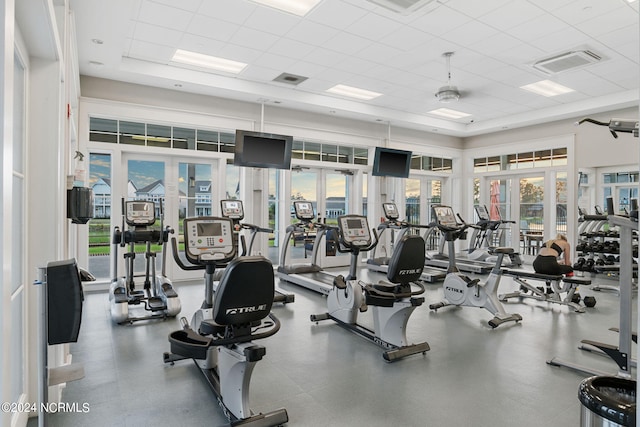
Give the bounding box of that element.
[499,269,592,313]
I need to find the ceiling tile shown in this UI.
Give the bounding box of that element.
[477,0,546,32]
[552,0,625,26]
[284,21,340,47]
[306,0,368,30]
[408,5,473,37]
[507,14,568,43]
[178,34,226,57]
[575,8,639,39]
[252,52,298,70]
[267,38,316,60]
[132,22,183,46]
[186,15,240,43]
[378,25,434,52]
[135,0,193,31]
[445,0,512,18]
[441,20,500,48]
[242,6,301,36]
[302,47,349,67]
[345,12,405,41]
[149,0,203,12]
[229,27,280,51]
[321,32,373,56]
[197,0,257,25]
[127,39,176,62]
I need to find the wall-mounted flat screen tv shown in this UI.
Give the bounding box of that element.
[371,147,412,178]
[233,130,293,170]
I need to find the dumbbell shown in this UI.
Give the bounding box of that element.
[573,257,586,270]
[583,296,597,307]
[571,293,581,304]
[585,258,596,271]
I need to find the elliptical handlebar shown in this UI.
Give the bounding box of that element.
[170,237,205,271]
[240,223,273,234]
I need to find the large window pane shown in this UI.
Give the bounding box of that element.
[173,127,195,150]
[120,121,146,145]
[338,146,353,164]
[556,172,567,235]
[196,129,219,152]
[146,124,171,148]
[88,153,112,279]
[406,178,420,224]
[226,161,240,199]
[520,176,544,233]
[89,117,118,143]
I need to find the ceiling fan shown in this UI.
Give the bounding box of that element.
[435,52,461,103]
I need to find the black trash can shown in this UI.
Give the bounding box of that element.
[578,376,636,426]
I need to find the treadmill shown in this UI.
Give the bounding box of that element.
[366,202,446,283]
[457,205,522,268]
[423,207,494,274]
[276,201,341,296]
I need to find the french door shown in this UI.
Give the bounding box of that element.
[121,154,218,281]
[287,167,352,268]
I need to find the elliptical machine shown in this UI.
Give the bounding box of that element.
[163,216,288,427]
[220,199,294,304]
[311,214,430,362]
[428,205,522,328]
[109,199,180,324]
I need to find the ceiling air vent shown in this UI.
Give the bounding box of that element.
[533,50,602,74]
[365,0,436,15]
[273,72,308,86]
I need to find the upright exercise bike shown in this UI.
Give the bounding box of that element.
[428,205,522,328]
[163,216,288,426]
[311,214,430,362]
[109,199,180,324]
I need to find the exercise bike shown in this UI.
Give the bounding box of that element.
[311,214,430,362]
[428,205,522,328]
[163,216,288,426]
[109,199,180,324]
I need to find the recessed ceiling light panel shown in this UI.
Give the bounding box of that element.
[428,108,471,119]
[250,0,322,16]
[171,49,247,74]
[520,80,574,97]
[326,84,382,100]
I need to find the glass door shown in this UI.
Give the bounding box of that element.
[519,176,545,255]
[287,169,318,263]
[121,154,218,281]
[488,178,516,248]
[124,158,167,279]
[322,170,350,267]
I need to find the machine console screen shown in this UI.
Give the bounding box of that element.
[475,205,490,221]
[339,216,371,246]
[125,201,155,225]
[183,217,234,259]
[294,201,315,220]
[382,203,399,220]
[434,206,457,227]
[221,199,244,220]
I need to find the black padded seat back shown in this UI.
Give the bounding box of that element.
[387,234,425,284]
[213,256,275,326]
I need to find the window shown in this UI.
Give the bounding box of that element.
[474,148,567,172]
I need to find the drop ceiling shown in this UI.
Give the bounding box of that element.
[70,0,640,137]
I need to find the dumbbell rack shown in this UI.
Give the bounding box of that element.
[574,214,638,293]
